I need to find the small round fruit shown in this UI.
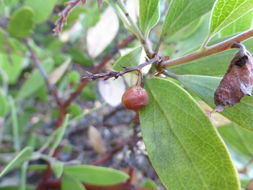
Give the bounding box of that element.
[122,86,149,110]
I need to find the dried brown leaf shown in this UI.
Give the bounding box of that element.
[48,59,71,84]
[214,44,253,112]
[88,126,106,154]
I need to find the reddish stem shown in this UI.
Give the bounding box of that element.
[45,179,150,190]
[162,29,253,67]
[53,0,85,34]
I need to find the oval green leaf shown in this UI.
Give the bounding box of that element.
[25,0,57,23]
[161,0,215,39]
[170,50,234,76]
[209,0,253,37]
[170,15,210,57]
[168,17,204,44]
[8,7,34,38]
[178,75,253,131]
[142,179,157,190]
[139,0,160,36]
[140,77,239,190]
[113,47,142,71]
[64,165,129,185]
[170,38,253,76]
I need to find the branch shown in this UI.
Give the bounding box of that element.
[85,57,160,81]
[25,41,62,107]
[63,35,136,108]
[162,29,253,67]
[53,0,86,34]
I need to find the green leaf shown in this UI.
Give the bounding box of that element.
[17,58,54,100]
[170,15,210,58]
[0,53,24,84]
[142,179,157,190]
[170,50,235,76]
[0,91,8,117]
[25,0,57,23]
[82,8,101,28]
[0,30,5,52]
[68,104,83,117]
[161,0,215,39]
[62,176,86,190]
[81,83,97,101]
[1,0,19,7]
[218,124,253,158]
[220,11,253,37]
[139,77,239,190]
[67,71,80,84]
[36,86,48,103]
[113,47,143,71]
[168,16,204,43]
[69,48,93,67]
[178,75,253,131]
[8,7,34,38]
[0,34,26,54]
[209,0,253,37]
[64,165,129,185]
[52,161,64,178]
[170,38,253,76]
[139,0,160,36]
[241,179,251,189]
[0,147,32,178]
[28,164,47,171]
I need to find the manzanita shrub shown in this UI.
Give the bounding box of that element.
[1,0,253,190]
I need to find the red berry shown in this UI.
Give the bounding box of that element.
[122,86,149,110]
